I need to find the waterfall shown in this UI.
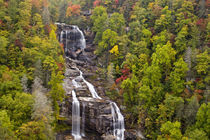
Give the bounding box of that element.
[60,31,62,42]
[83,79,102,99]
[81,102,86,137]
[71,90,81,140]
[75,26,86,50]
[77,68,102,99]
[58,23,86,55]
[58,23,125,139]
[111,102,125,140]
[72,79,81,88]
[66,30,68,53]
[72,77,82,139]
[60,31,64,43]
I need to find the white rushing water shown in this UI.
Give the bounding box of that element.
[60,31,63,43]
[72,79,81,88]
[74,26,86,50]
[58,23,86,54]
[75,68,102,99]
[111,102,125,140]
[83,79,102,99]
[66,30,68,53]
[71,90,81,140]
[81,102,86,137]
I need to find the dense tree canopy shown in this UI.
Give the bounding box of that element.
[0,0,64,139]
[0,0,209,139]
[88,0,209,139]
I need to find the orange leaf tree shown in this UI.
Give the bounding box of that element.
[66,3,81,17]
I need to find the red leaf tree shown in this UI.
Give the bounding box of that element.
[116,65,130,84]
[93,0,101,7]
[66,3,81,17]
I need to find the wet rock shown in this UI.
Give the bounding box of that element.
[75,87,92,97]
[64,135,74,140]
[68,50,77,59]
[125,130,137,140]
[63,80,74,94]
[76,49,82,55]
[124,129,145,140]
[75,77,83,82]
[65,68,80,77]
[101,106,112,114]
[84,46,94,52]
[97,86,105,95]
[77,53,90,63]
[60,67,116,139]
[83,73,95,79]
[101,134,116,140]
[66,57,86,66]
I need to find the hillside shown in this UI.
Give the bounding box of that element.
[0,0,209,140]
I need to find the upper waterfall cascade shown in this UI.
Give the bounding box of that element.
[56,23,86,55]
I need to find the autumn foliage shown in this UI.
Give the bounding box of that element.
[116,66,130,83]
[93,0,101,7]
[66,3,81,17]
[31,0,47,8]
[31,0,40,8]
[196,18,207,30]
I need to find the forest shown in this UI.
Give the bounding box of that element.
[0,0,209,139]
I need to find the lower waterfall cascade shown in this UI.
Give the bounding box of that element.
[111,102,125,140]
[71,90,81,140]
[72,66,125,140]
[68,63,125,139]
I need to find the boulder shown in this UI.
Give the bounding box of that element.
[101,134,116,140]
[82,73,95,79]
[65,68,80,77]
[75,87,92,97]
[124,129,145,140]
[68,50,77,59]
[84,46,95,52]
